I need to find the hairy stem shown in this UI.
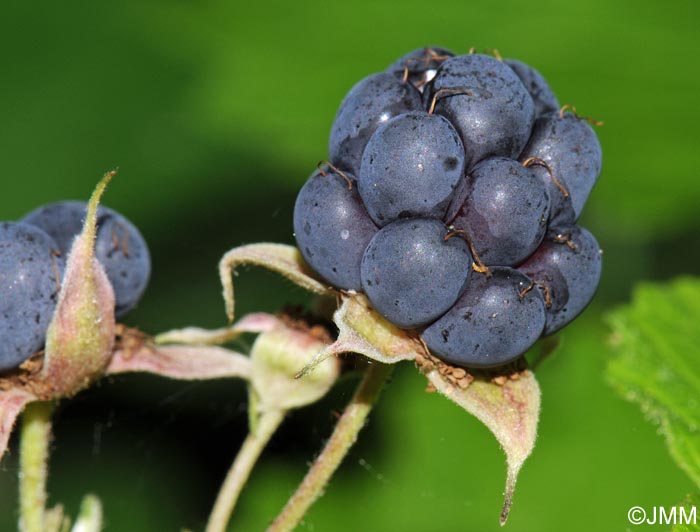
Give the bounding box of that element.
[267,362,394,532]
[205,409,286,532]
[19,401,54,532]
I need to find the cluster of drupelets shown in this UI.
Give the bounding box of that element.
[294,47,603,368]
[0,202,150,371]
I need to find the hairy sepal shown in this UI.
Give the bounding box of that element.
[297,294,418,377]
[0,389,36,461]
[155,312,279,345]
[427,368,541,525]
[107,344,252,380]
[219,243,331,323]
[41,172,117,398]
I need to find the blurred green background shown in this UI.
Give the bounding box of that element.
[1,0,699,530]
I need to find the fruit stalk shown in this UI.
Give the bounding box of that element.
[205,409,285,532]
[18,401,54,532]
[267,362,393,532]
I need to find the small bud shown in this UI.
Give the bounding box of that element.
[249,322,339,416]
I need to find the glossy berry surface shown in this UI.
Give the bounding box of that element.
[422,267,546,368]
[448,157,550,266]
[0,222,65,371]
[528,164,576,228]
[360,218,471,329]
[294,169,378,291]
[505,58,559,117]
[22,200,151,318]
[328,72,422,176]
[518,225,602,335]
[386,47,454,90]
[359,112,464,226]
[520,112,602,219]
[430,54,535,169]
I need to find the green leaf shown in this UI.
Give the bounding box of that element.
[672,493,700,532]
[607,277,700,489]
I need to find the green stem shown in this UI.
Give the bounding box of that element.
[205,409,285,532]
[19,401,54,532]
[267,362,394,532]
